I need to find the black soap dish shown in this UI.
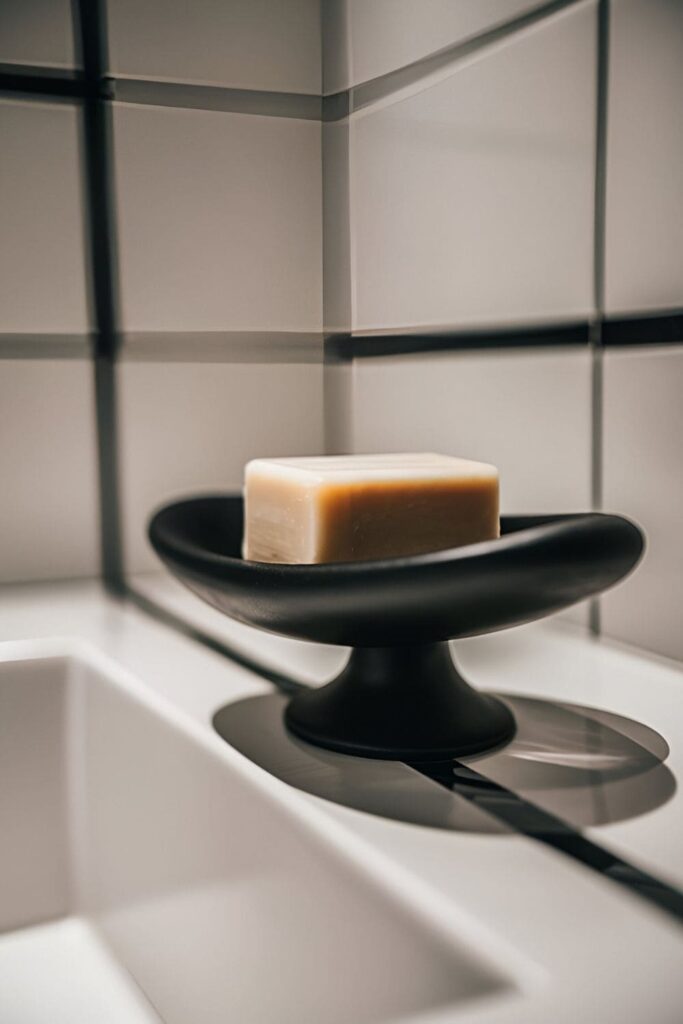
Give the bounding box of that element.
[149,495,643,761]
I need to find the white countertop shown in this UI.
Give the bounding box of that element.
[1,578,682,1022]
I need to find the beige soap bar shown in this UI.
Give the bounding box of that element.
[243,453,499,564]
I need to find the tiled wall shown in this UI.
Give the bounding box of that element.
[112,73,324,574]
[325,0,683,656]
[2,1,682,665]
[0,0,324,585]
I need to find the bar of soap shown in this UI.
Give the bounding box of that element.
[243,453,499,564]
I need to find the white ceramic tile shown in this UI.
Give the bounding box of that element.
[604,0,683,315]
[0,0,75,68]
[352,348,592,513]
[350,2,597,331]
[108,0,321,93]
[352,347,593,625]
[113,104,322,333]
[602,346,683,662]
[0,360,99,582]
[0,100,90,334]
[323,0,551,93]
[119,360,324,573]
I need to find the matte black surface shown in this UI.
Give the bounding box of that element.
[286,643,515,759]
[412,761,683,925]
[149,496,644,647]
[150,495,643,759]
[0,65,84,98]
[601,309,683,347]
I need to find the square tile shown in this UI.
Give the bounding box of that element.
[0,0,76,68]
[602,346,683,661]
[350,2,597,330]
[108,0,321,93]
[118,360,324,572]
[0,360,99,582]
[604,0,683,315]
[113,104,322,333]
[0,100,90,334]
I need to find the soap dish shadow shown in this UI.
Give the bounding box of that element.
[213,692,675,835]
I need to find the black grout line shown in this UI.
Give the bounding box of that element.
[410,760,683,926]
[0,61,85,100]
[73,0,125,593]
[593,0,610,324]
[0,69,85,100]
[589,343,603,634]
[327,322,591,362]
[602,309,683,346]
[0,61,82,80]
[589,0,610,635]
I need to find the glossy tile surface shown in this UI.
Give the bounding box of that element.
[0,0,75,68]
[118,360,324,573]
[0,100,90,333]
[323,0,552,92]
[351,2,596,330]
[108,0,321,93]
[602,346,683,662]
[0,360,99,583]
[604,0,683,315]
[113,104,322,333]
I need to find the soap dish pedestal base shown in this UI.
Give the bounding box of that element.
[284,642,515,761]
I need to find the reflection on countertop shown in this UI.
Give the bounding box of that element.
[213,690,675,834]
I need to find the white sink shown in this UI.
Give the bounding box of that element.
[0,640,513,1024]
